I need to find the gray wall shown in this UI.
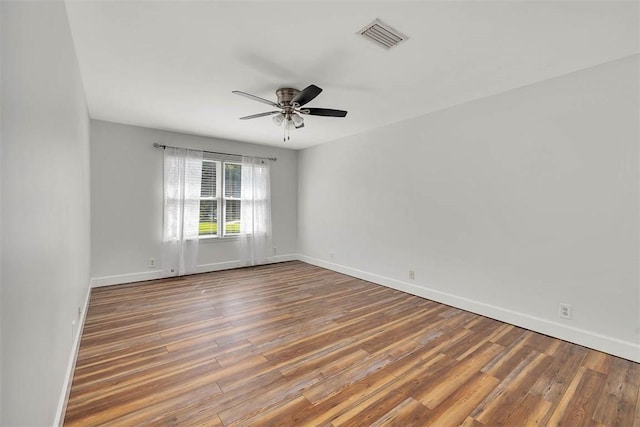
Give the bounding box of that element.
[1,1,91,425]
[90,120,298,285]
[298,56,640,361]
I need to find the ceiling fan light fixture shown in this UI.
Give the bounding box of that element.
[291,113,304,127]
[272,113,284,126]
[284,117,296,130]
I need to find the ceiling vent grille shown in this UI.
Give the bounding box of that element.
[358,19,408,49]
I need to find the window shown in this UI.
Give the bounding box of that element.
[199,160,242,238]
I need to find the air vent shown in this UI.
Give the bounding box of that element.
[358,19,408,49]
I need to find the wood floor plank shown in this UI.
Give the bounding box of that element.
[368,397,430,427]
[63,261,640,426]
[298,367,400,426]
[329,353,461,426]
[547,366,588,425]
[459,416,485,427]
[501,392,553,426]
[473,351,552,425]
[634,384,640,427]
[424,372,501,426]
[530,341,589,404]
[418,342,504,409]
[557,367,607,426]
[330,382,414,427]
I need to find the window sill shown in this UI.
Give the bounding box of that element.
[199,235,241,244]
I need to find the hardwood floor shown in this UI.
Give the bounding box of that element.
[64,261,640,426]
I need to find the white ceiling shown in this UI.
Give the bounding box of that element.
[65,1,639,149]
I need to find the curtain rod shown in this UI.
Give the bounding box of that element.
[152,143,277,161]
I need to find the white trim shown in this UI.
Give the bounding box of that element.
[91,270,167,288]
[196,260,242,273]
[298,255,640,363]
[91,254,299,287]
[269,254,298,263]
[197,254,298,274]
[53,286,91,426]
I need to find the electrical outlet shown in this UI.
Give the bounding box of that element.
[77,306,81,318]
[149,258,156,268]
[273,247,277,255]
[559,303,572,319]
[409,270,415,280]
[330,252,335,261]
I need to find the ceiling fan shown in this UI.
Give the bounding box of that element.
[232,84,347,140]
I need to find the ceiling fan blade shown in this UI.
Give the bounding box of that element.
[294,122,305,129]
[291,84,323,107]
[233,90,280,108]
[301,108,348,117]
[239,111,281,120]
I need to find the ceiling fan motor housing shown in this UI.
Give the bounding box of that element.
[276,88,300,108]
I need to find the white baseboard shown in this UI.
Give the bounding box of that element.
[197,254,297,273]
[298,255,640,363]
[270,254,299,263]
[92,254,299,287]
[53,286,91,426]
[91,270,167,288]
[197,260,243,273]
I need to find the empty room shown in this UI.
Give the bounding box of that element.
[1,0,639,426]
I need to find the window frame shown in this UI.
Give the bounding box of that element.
[199,159,242,240]
[222,161,242,237]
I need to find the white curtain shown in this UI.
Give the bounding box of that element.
[239,156,273,266]
[162,147,203,276]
